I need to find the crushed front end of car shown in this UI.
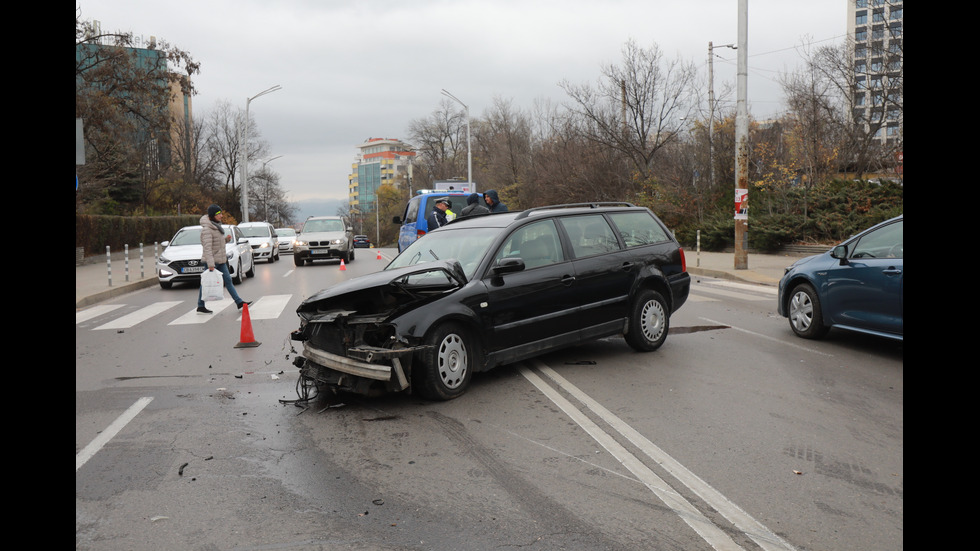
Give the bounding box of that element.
[290,261,467,398]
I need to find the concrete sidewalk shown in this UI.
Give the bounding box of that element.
[75,247,813,309]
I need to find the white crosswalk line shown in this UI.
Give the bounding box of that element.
[169,299,235,325]
[239,294,292,320]
[94,301,182,330]
[690,286,771,301]
[76,304,124,324]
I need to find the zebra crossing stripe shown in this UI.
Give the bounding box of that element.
[238,295,292,320]
[76,304,124,324]
[169,299,236,325]
[93,301,182,330]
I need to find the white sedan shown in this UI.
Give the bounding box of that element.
[156,225,256,289]
[276,227,297,253]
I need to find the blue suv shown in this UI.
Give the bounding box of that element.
[392,191,480,252]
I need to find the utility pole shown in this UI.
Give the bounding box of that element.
[734,0,749,270]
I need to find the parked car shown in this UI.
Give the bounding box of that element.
[237,221,279,263]
[293,215,354,266]
[156,225,255,289]
[291,202,690,400]
[778,214,903,341]
[392,191,480,252]
[276,228,297,253]
[353,235,371,248]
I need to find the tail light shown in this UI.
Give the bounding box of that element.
[417,229,426,239]
[679,247,687,272]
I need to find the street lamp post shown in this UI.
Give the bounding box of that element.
[440,89,471,187]
[240,85,282,222]
[708,42,736,192]
[259,155,282,222]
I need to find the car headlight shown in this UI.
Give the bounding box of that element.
[332,239,344,245]
[295,240,307,247]
[159,255,171,264]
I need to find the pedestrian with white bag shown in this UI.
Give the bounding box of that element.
[197,204,251,314]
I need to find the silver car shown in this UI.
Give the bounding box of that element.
[156,225,256,289]
[293,216,354,266]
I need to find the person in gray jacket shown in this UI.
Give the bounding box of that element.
[459,193,490,218]
[197,204,251,314]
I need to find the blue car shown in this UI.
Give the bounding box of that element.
[777,215,903,341]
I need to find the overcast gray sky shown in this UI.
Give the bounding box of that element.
[78,1,847,203]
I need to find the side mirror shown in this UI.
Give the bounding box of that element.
[831,244,849,264]
[161,241,170,247]
[492,257,525,275]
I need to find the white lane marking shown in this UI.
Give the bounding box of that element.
[699,280,779,295]
[169,299,235,325]
[533,361,798,551]
[282,270,294,278]
[238,294,292,320]
[687,294,720,302]
[76,304,124,324]
[691,286,771,301]
[699,317,833,357]
[94,301,182,330]
[76,397,153,472]
[519,364,747,551]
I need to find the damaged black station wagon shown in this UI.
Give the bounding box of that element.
[290,203,690,401]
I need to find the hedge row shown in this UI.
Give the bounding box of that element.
[76,214,201,257]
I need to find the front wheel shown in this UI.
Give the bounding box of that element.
[414,323,474,400]
[232,260,243,284]
[294,254,304,267]
[245,258,255,278]
[624,289,669,351]
[787,283,829,339]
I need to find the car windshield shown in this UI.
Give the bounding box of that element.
[277,229,296,236]
[387,226,502,280]
[303,219,345,232]
[239,226,271,238]
[170,228,202,246]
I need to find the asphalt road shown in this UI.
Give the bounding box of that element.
[76,249,902,550]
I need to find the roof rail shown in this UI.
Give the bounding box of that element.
[515,202,637,220]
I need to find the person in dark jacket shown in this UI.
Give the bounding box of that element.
[426,197,452,231]
[459,193,490,218]
[483,189,508,213]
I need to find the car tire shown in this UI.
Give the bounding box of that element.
[349,248,355,262]
[245,259,255,278]
[787,283,829,339]
[624,289,669,352]
[159,281,173,289]
[294,255,303,267]
[233,260,243,284]
[415,323,474,401]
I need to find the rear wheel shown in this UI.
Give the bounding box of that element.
[414,323,474,400]
[787,283,829,339]
[624,289,669,351]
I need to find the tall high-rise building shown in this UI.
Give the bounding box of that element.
[847,0,903,145]
[348,138,416,211]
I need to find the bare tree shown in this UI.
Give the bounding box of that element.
[407,99,469,188]
[560,39,699,187]
[202,100,269,219]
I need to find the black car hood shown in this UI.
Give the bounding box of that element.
[297,259,467,319]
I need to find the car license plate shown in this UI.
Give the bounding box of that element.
[312,249,329,255]
[182,266,205,273]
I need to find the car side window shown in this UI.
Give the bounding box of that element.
[559,215,621,258]
[608,212,670,247]
[850,220,903,259]
[493,220,564,269]
[404,198,419,223]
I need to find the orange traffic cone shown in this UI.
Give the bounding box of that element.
[234,303,261,348]
[377,249,382,260]
[339,259,346,271]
